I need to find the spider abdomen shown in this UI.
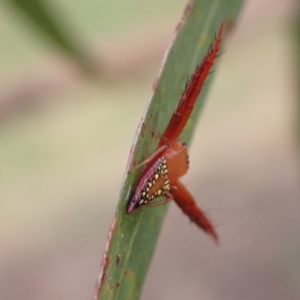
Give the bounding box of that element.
[127,157,170,213]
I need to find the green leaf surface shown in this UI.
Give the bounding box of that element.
[7,0,98,76]
[97,1,244,299]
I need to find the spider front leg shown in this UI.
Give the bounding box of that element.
[129,144,168,172]
[129,123,170,172]
[142,123,170,146]
[161,22,223,144]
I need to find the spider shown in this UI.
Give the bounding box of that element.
[126,23,223,242]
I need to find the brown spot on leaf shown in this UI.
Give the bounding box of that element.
[116,254,120,266]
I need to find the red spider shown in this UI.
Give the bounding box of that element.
[127,23,223,242]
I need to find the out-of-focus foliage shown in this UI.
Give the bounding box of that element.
[7,0,98,76]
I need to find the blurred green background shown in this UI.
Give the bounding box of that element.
[0,0,299,299]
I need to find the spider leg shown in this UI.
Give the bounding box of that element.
[142,123,170,146]
[161,22,223,144]
[129,145,168,172]
[148,197,171,207]
[171,181,218,243]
